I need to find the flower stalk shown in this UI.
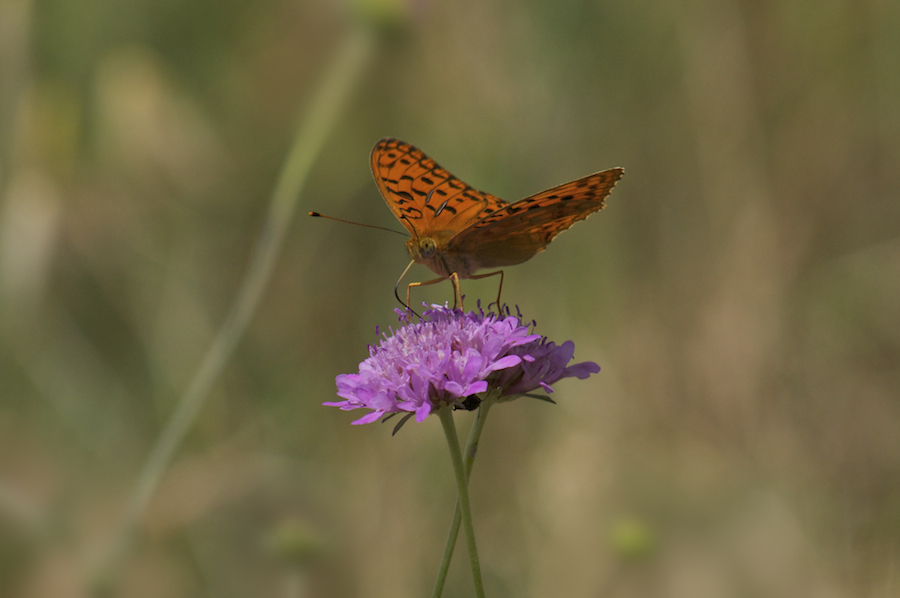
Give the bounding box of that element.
[432,391,497,598]
[438,406,485,598]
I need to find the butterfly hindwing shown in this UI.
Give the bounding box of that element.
[446,168,624,268]
[370,139,508,237]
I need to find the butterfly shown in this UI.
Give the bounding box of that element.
[370,138,624,309]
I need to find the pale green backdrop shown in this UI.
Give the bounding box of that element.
[1,0,898,595]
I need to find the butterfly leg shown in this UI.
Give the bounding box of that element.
[468,270,504,310]
[405,276,450,311]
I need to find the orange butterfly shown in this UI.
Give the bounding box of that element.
[371,138,624,309]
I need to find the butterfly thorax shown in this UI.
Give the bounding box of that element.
[406,230,477,279]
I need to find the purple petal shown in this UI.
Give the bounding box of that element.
[352,411,384,425]
[486,354,522,373]
[415,401,432,422]
[466,380,489,395]
[564,361,601,379]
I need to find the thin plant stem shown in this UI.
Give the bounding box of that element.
[438,407,486,598]
[432,393,497,598]
[93,25,376,583]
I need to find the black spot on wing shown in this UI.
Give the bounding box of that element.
[399,206,422,218]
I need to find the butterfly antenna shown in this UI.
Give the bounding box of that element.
[308,212,407,236]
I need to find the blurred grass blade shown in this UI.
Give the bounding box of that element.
[95,25,377,581]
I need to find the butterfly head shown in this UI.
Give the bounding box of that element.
[406,235,437,263]
[406,230,466,278]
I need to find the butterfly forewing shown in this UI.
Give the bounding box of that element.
[446,168,624,268]
[371,139,508,236]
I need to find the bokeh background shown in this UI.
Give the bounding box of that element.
[2,0,899,595]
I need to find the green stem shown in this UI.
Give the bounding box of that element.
[438,406,486,598]
[432,394,497,598]
[92,25,376,585]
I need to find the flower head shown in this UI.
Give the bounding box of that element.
[325,305,600,425]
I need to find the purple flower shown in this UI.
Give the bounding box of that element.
[490,338,601,397]
[326,305,601,425]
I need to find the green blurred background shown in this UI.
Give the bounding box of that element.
[1,0,899,595]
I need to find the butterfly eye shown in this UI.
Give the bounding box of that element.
[419,237,437,258]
